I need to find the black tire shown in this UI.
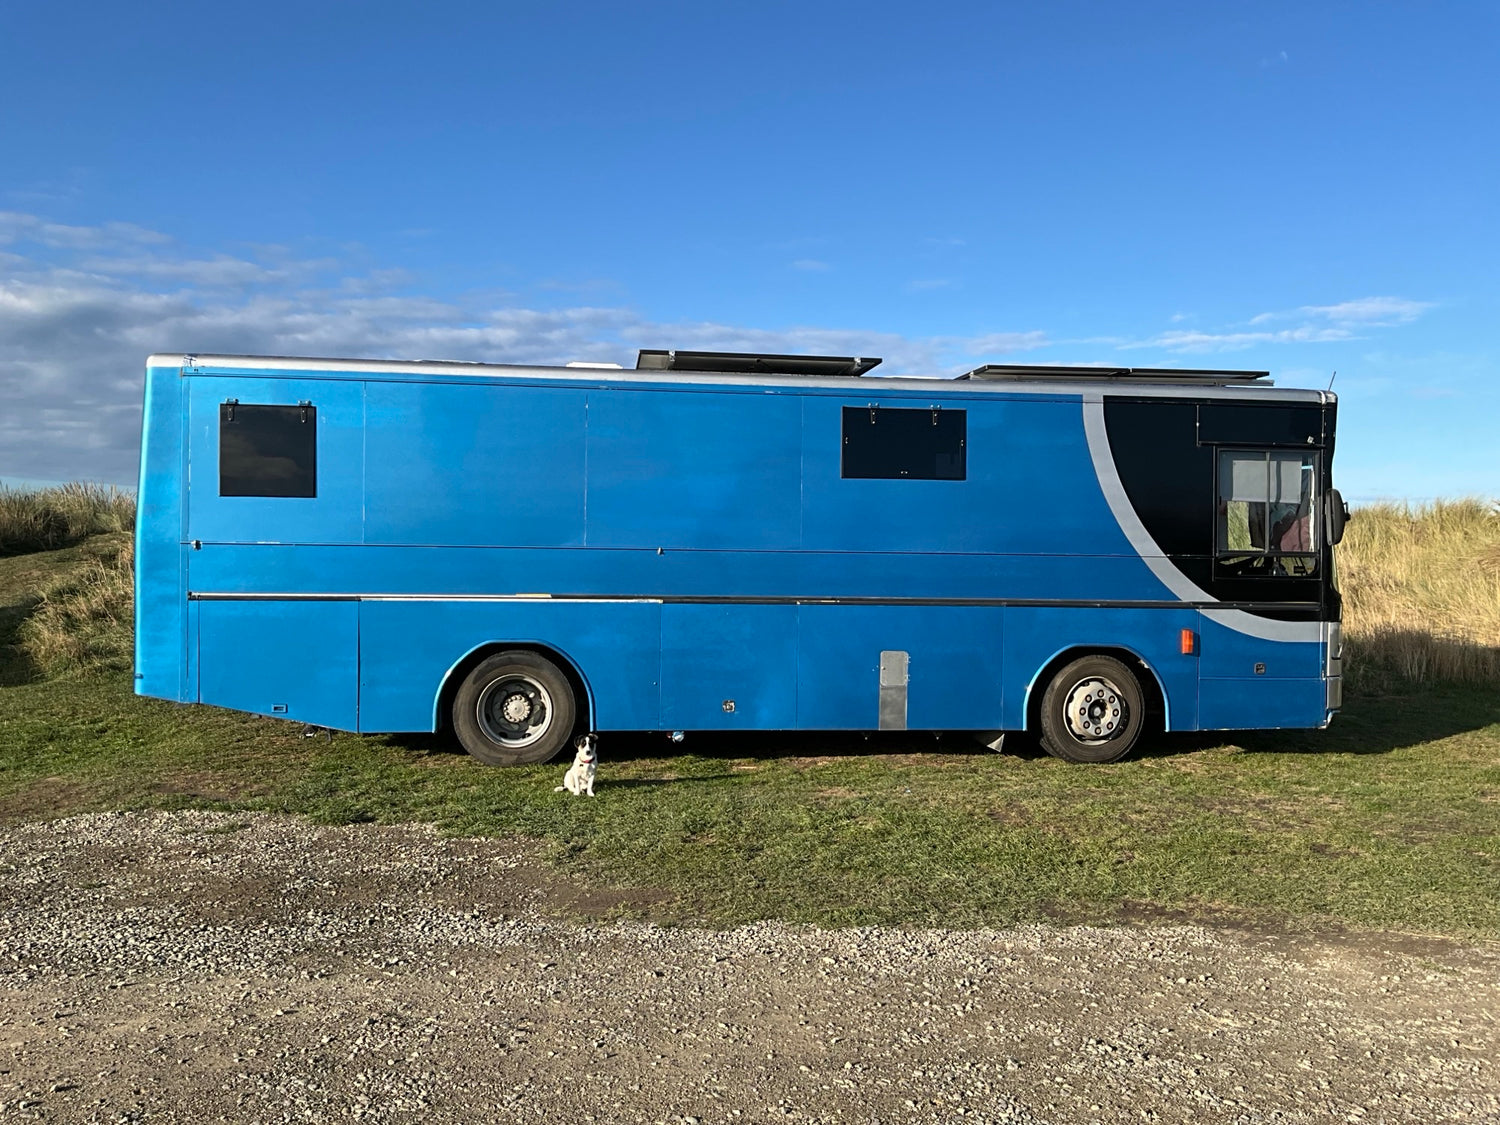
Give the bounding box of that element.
[452,651,576,766]
[1038,655,1145,764]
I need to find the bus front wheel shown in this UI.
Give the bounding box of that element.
[453,651,576,766]
[1038,655,1145,764]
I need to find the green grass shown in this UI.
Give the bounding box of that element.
[12,532,133,678]
[2,673,1497,934]
[2,529,1498,936]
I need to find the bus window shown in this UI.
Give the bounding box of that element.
[841,406,966,480]
[219,402,318,498]
[1216,449,1317,575]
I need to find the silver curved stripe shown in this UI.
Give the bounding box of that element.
[1082,397,1321,643]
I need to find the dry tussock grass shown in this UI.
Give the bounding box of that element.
[1337,498,1500,684]
[18,534,135,676]
[0,483,136,556]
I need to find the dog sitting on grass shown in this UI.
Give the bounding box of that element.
[554,733,598,797]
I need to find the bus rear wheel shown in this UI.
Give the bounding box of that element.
[1038,655,1145,764]
[453,651,576,766]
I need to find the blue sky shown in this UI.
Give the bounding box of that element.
[1,1,1495,499]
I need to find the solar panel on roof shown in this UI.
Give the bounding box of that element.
[959,364,1271,386]
[636,349,882,377]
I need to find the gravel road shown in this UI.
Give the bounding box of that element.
[1,811,1495,1124]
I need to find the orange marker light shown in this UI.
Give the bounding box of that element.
[1180,628,1197,655]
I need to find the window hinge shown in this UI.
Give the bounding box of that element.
[224,398,238,422]
[299,401,311,423]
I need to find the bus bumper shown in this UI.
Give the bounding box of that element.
[1323,621,1343,724]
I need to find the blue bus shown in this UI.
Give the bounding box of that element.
[134,349,1347,765]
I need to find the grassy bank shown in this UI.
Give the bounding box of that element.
[0,482,135,556]
[0,489,1497,935]
[1338,498,1500,684]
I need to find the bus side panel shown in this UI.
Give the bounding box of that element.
[135,362,191,702]
[356,599,662,733]
[1197,677,1328,730]
[197,600,359,730]
[364,382,586,547]
[1002,606,1200,731]
[586,390,803,550]
[1197,613,1326,730]
[660,604,798,730]
[800,396,1131,558]
[1198,615,1323,679]
[797,605,1005,730]
[187,542,1164,604]
[184,377,365,547]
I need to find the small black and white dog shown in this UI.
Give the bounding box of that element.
[554,733,598,797]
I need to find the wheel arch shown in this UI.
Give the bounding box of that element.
[434,641,595,735]
[1022,644,1170,733]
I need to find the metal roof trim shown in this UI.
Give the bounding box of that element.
[148,354,1329,403]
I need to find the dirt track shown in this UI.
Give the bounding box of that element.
[1,811,1496,1124]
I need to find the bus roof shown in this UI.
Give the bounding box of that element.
[146,352,1335,405]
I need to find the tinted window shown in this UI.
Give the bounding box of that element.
[219,403,317,498]
[842,406,966,480]
[1199,404,1323,448]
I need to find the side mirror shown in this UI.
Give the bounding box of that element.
[1326,488,1350,545]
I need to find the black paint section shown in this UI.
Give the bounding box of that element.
[1102,400,1214,588]
[1103,396,1335,616]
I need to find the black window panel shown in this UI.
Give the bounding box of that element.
[219,403,317,498]
[841,406,966,480]
[1198,404,1324,448]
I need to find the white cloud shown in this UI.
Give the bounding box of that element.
[1249,295,1434,327]
[75,254,328,287]
[0,214,1452,489]
[1126,325,1357,353]
[335,268,419,296]
[966,331,1050,355]
[1133,296,1435,353]
[0,213,1049,483]
[0,212,171,250]
[1298,296,1434,325]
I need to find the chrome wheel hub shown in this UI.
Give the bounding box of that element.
[1064,677,1126,742]
[501,694,533,724]
[477,674,553,748]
